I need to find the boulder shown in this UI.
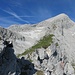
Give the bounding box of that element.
[64,62,75,75]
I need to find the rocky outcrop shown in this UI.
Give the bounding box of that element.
[24,44,75,75]
[0,27,25,41]
[0,27,26,54]
[0,41,36,75]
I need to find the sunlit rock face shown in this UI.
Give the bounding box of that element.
[7,14,74,54]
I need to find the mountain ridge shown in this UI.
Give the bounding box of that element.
[0,13,75,54]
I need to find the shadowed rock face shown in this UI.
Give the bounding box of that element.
[0,41,36,75]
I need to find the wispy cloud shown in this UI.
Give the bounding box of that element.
[1,9,31,24]
[0,15,34,18]
[20,16,34,18]
[0,17,20,27]
[8,0,22,7]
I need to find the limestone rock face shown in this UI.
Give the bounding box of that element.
[0,27,25,54]
[25,43,75,75]
[8,25,46,54]
[0,13,74,55]
[36,48,46,60]
[0,27,25,41]
[7,13,75,55]
[64,62,75,75]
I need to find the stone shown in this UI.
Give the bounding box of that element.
[46,46,52,57]
[36,48,45,60]
[64,62,75,75]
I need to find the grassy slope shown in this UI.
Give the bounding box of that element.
[18,34,54,57]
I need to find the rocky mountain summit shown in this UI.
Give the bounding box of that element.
[0,13,75,75]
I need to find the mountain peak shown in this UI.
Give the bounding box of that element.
[37,13,74,28]
[55,13,68,17]
[46,13,69,22]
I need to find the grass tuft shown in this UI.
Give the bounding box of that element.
[37,70,44,75]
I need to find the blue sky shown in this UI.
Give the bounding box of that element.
[0,0,75,27]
